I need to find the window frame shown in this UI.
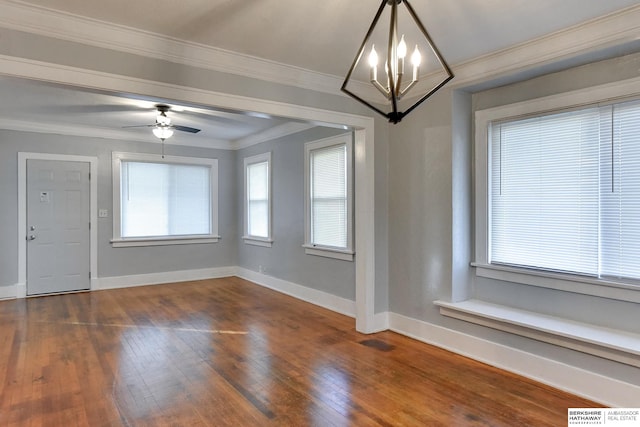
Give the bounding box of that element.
[474,77,640,304]
[111,152,219,247]
[242,152,273,247]
[303,134,354,261]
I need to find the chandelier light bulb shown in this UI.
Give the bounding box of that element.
[411,45,421,67]
[368,45,379,68]
[397,35,407,59]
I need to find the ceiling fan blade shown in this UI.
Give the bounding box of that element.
[122,124,155,129]
[173,125,201,133]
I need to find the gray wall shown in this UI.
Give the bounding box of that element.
[389,88,454,319]
[388,52,640,387]
[236,127,356,300]
[0,130,236,286]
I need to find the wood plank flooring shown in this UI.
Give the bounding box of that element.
[0,277,599,426]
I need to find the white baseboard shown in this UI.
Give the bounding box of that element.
[2,271,236,298]
[0,284,18,300]
[16,282,26,298]
[388,312,640,408]
[0,283,25,299]
[373,311,390,332]
[236,267,356,318]
[96,266,237,290]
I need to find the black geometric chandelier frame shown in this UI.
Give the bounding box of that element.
[341,0,454,124]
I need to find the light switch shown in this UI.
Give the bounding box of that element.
[98,209,109,218]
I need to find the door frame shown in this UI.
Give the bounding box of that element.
[18,152,98,297]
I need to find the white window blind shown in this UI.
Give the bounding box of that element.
[310,143,348,248]
[601,101,640,279]
[246,160,269,238]
[490,99,640,281]
[121,161,211,238]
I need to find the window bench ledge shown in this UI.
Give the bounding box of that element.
[435,299,640,368]
[111,236,220,247]
[302,245,354,261]
[242,237,273,248]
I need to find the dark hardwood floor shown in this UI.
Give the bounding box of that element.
[0,277,598,426]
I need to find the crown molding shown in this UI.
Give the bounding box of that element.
[452,4,640,87]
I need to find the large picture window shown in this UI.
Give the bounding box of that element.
[441,73,640,368]
[304,134,354,261]
[112,152,219,247]
[481,97,640,284]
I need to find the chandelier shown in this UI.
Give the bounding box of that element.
[341,0,454,124]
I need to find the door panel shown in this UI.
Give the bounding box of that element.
[27,159,90,296]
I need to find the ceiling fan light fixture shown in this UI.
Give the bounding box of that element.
[341,0,454,124]
[156,113,171,126]
[122,104,199,155]
[152,126,174,140]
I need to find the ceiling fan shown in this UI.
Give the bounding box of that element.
[123,104,201,157]
[124,104,201,141]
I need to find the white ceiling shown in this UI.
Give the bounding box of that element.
[1,0,639,146]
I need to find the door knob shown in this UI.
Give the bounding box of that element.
[27,234,36,241]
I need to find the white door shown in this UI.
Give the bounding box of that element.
[27,159,91,296]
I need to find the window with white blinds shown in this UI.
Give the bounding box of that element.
[243,152,272,245]
[304,134,353,260]
[490,99,640,281]
[112,152,218,246]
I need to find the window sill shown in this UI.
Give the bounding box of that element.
[435,299,640,368]
[303,245,354,261]
[242,237,273,248]
[111,235,220,247]
[472,262,640,304]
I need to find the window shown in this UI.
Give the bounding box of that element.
[111,152,219,247]
[475,91,640,295]
[243,152,272,247]
[304,134,354,261]
[490,107,601,276]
